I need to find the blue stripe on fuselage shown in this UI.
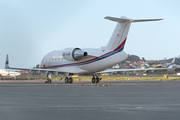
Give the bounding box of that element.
[43,46,124,69]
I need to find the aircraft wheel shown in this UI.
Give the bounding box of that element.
[92,77,95,83]
[45,80,48,83]
[65,77,69,83]
[45,78,51,83]
[96,77,100,83]
[46,73,52,84]
[69,77,73,84]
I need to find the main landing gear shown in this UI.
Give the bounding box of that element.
[45,72,73,84]
[65,77,73,84]
[92,74,102,84]
[45,78,52,83]
[45,73,52,83]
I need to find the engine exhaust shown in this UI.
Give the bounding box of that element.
[73,49,87,61]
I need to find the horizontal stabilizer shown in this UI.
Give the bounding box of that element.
[133,18,163,22]
[105,16,163,23]
[105,16,133,23]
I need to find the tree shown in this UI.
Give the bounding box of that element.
[142,57,146,61]
[122,54,141,63]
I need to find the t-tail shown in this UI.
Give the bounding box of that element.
[103,16,163,51]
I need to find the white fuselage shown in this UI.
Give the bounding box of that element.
[0,69,20,77]
[39,48,128,75]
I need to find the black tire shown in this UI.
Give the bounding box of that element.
[69,77,73,84]
[92,77,95,83]
[96,77,100,83]
[45,79,49,83]
[65,77,69,83]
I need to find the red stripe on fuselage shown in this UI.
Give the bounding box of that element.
[43,38,127,68]
[113,37,127,51]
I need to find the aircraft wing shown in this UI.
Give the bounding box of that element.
[99,58,176,73]
[4,54,83,75]
[6,66,87,75]
[5,66,71,75]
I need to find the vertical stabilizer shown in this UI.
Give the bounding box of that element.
[168,57,176,69]
[5,54,9,68]
[103,16,163,51]
[103,16,132,51]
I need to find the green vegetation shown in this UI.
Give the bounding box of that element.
[99,76,180,81]
[175,57,180,65]
[121,54,141,64]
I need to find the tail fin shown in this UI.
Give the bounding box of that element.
[103,16,163,51]
[168,57,176,69]
[5,54,9,68]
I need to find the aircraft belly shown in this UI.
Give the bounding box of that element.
[80,52,128,73]
[39,51,128,75]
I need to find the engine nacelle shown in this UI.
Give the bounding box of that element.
[63,48,87,61]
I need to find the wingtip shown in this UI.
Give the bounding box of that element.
[159,18,164,21]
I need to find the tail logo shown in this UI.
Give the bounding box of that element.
[117,29,121,37]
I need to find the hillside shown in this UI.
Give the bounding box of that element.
[122,55,180,65]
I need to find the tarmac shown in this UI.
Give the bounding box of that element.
[0,80,180,120]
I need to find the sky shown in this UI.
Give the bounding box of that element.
[0,0,180,69]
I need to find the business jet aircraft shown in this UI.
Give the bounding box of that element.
[5,16,175,83]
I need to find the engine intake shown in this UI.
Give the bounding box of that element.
[63,48,88,61]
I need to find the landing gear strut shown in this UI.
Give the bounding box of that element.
[65,77,73,84]
[45,73,52,83]
[92,73,102,84]
[45,78,51,83]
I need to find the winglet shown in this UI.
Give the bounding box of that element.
[5,54,9,69]
[168,57,176,69]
